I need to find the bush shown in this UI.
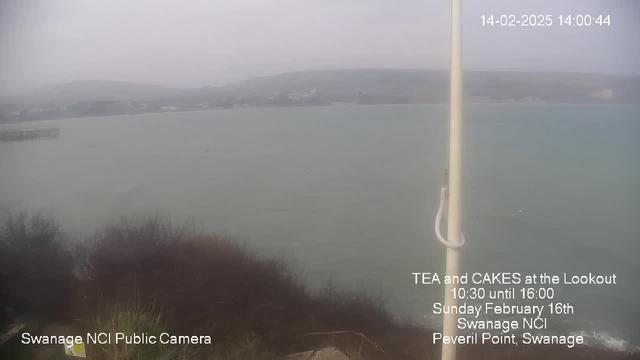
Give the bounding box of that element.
[0,212,76,322]
[83,217,308,345]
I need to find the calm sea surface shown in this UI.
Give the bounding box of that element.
[1,104,639,350]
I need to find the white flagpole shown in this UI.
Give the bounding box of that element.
[440,0,464,359]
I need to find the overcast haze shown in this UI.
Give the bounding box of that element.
[1,0,639,95]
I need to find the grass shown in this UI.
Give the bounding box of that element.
[1,213,638,360]
[47,347,68,360]
[210,333,274,360]
[91,301,168,360]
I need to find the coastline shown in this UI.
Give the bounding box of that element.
[2,102,639,129]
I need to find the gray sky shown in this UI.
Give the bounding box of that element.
[1,0,638,94]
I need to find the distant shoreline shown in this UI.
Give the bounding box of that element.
[2,69,638,124]
[2,101,638,128]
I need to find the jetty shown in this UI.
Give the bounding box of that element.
[0,128,59,141]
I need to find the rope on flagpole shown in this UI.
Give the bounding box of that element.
[435,186,466,249]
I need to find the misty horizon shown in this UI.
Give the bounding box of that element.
[1,0,639,96]
[4,67,640,97]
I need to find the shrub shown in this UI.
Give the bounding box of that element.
[83,217,308,345]
[78,217,408,359]
[0,212,76,322]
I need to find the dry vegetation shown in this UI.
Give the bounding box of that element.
[0,213,638,360]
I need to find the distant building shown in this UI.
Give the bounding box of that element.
[130,102,147,111]
[160,105,178,111]
[589,88,614,101]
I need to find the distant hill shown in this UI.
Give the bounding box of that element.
[219,69,448,97]
[3,69,640,107]
[216,69,640,104]
[27,80,195,104]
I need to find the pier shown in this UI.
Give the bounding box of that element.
[0,128,59,141]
